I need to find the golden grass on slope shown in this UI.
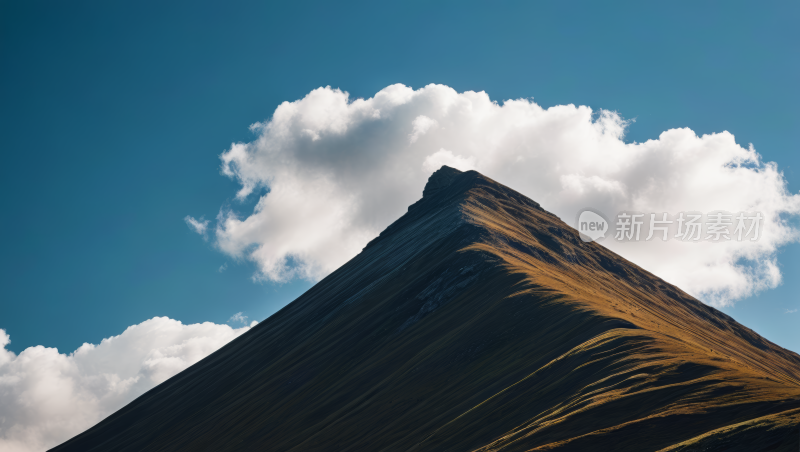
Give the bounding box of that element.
[451,174,800,451]
[657,408,800,452]
[462,179,800,386]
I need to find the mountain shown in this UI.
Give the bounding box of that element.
[52,166,800,451]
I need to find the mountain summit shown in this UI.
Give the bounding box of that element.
[54,167,800,451]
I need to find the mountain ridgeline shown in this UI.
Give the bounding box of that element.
[53,166,800,451]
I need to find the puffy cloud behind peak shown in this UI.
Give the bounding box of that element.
[211,83,800,305]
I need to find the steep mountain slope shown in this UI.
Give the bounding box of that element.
[53,166,800,451]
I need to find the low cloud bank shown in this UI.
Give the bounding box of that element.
[204,83,799,305]
[0,318,255,452]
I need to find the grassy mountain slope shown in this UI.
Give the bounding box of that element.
[52,166,800,451]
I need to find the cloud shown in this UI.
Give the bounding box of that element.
[409,115,438,143]
[786,308,797,314]
[422,148,476,173]
[0,318,254,452]
[184,215,210,239]
[218,263,228,273]
[228,312,248,324]
[208,83,800,306]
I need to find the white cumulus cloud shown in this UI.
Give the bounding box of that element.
[422,148,477,173]
[184,215,209,237]
[228,312,248,324]
[409,115,438,143]
[0,318,254,452]
[208,83,800,305]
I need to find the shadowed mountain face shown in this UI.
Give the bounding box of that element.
[53,167,800,451]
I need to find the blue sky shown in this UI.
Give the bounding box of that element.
[2,0,798,361]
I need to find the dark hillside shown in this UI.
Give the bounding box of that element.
[52,166,800,451]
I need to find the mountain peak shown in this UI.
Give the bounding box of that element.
[53,168,800,452]
[422,165,463,197]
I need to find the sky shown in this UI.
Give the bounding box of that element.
[1,1,799,450]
